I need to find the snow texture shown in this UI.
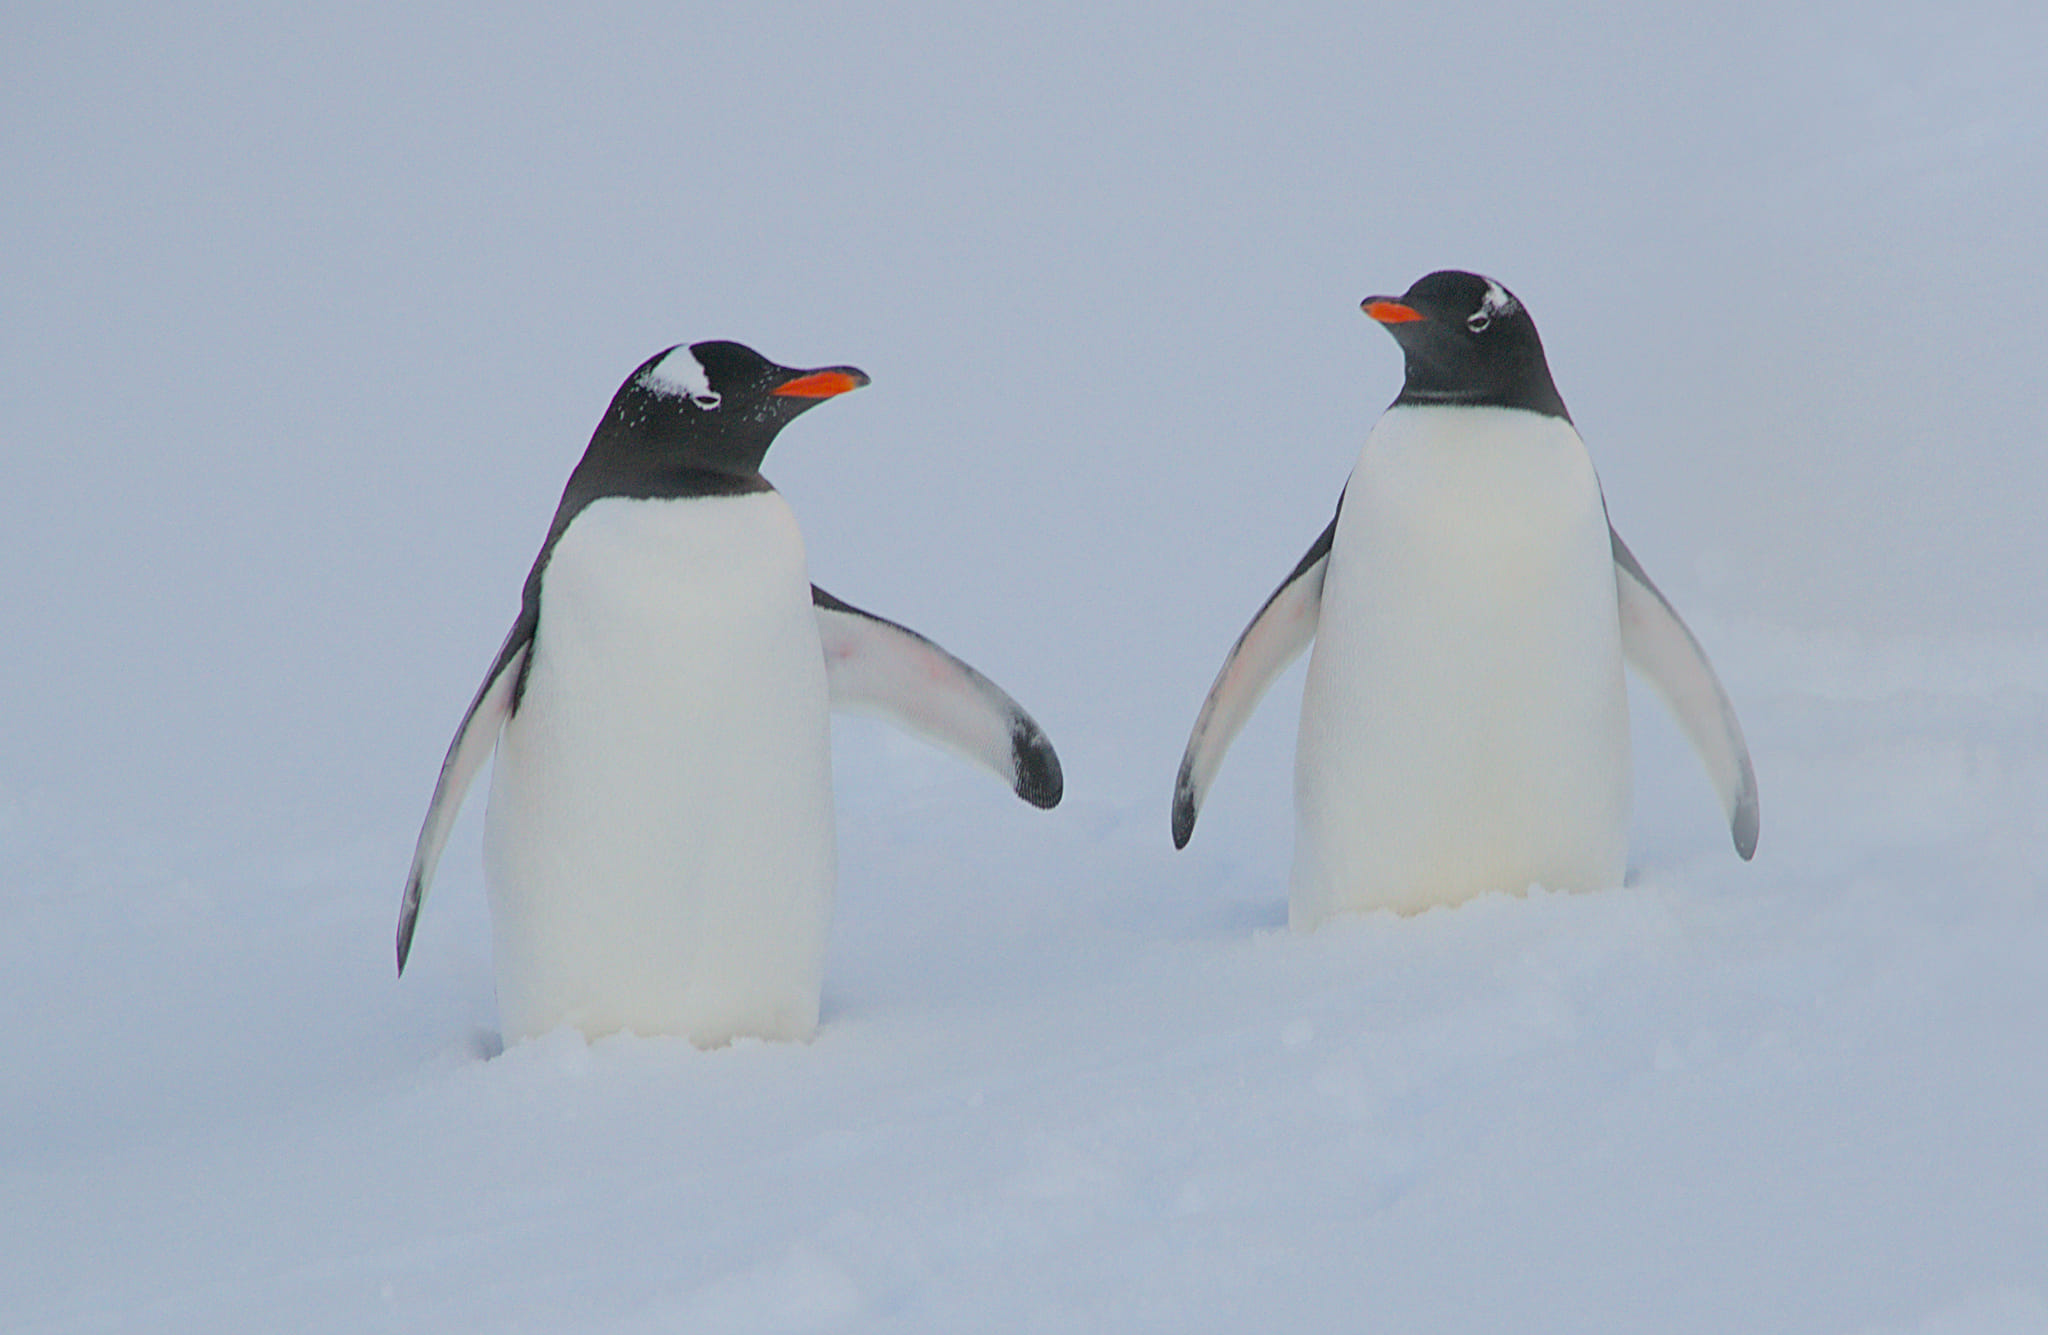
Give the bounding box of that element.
[4,2,2047,1331]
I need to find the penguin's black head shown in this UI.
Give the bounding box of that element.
[588,340,870,492]
[1361,271,1570,421]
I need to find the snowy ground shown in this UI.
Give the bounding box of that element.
[5,3,2047,1331]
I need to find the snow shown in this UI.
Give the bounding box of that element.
[5,2,2047,1331]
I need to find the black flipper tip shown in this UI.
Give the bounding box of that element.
[1733,800,1759,862]
[396,884,420,977]
[1170,757,1198,849]
[1011,717,1063,809]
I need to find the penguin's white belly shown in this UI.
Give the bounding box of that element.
[483,492,835,1044]
[1293,406,1630,928]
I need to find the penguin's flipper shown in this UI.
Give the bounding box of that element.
[1611,527,1759,859]
[813,586,1062,809]
[396,619,532,974]
[1172,514,1336,849]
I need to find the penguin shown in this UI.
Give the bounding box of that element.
[1172,271,1756,929]
[397,341,1062,1045]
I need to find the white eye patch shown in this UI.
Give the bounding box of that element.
[641,346,723,409]
[1467,278,1520,332]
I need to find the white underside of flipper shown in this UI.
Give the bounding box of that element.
[397,634,526,973]
[1611,529,1760,858]
[814,592,1062,808]
[1292,406,1632,928]
[1171,526,1330,848]
[484,493,835,1045]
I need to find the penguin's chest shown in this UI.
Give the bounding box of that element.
[483,492,836,1043]
[1294,407,1630,920]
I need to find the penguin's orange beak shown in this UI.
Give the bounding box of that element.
[1363,299,1423,324]
[773,369,869,398]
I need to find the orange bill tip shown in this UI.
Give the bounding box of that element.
[1363,300,1423,324]
[772,369,867,399]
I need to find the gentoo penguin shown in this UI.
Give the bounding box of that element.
[398,341,1062,1045]
[1172,271,1756,929]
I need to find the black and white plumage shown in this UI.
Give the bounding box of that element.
[1174,272,1756,928]
[398,341,1061,1044]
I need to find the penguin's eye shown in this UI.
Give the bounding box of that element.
[690,391,722,411]
[1466,311,1492,333]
